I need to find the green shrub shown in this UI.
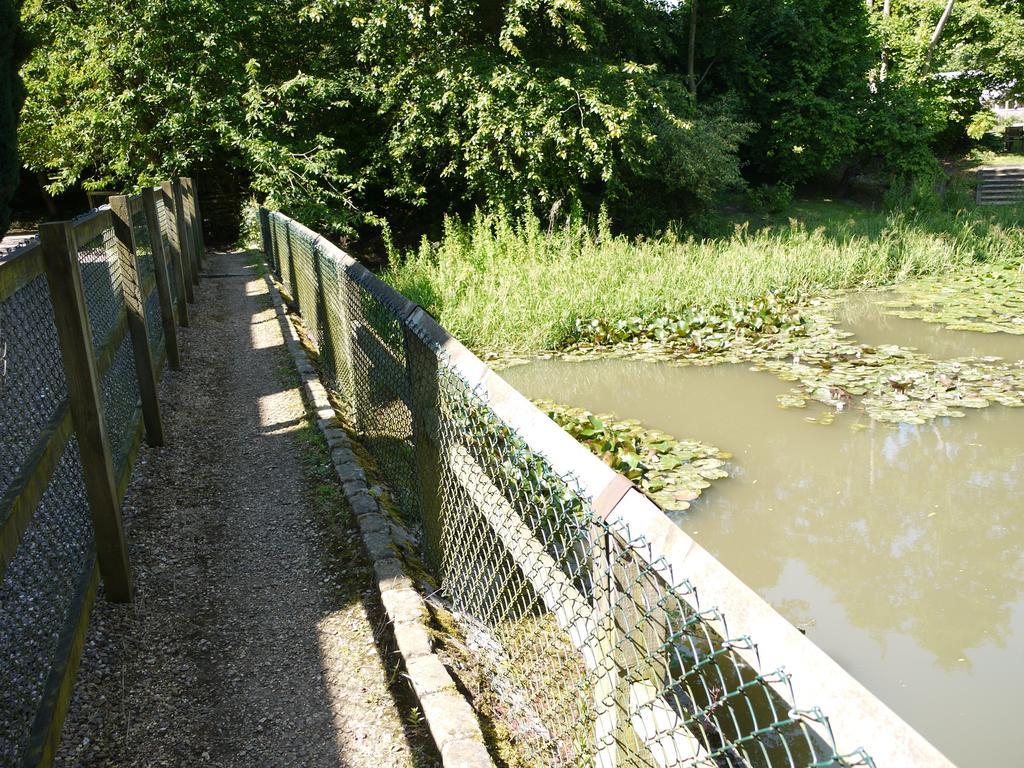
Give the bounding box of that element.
[749,183,794,214]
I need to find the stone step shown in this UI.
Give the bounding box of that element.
[980,185,1024,195]
[978,186,1024,196]
[978,185,1024,193]
[978,179,1024,188]
[974,193,1024,202]
[978,169,1024,179]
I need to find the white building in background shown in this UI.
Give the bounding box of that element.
[982,82,1023,123]
[991,96,1024,123]
[934,72,1023,124]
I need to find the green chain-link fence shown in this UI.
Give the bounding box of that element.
[261,210,954,768]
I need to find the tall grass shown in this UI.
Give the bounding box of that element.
[384,204,1024,352]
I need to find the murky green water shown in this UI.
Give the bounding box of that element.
[838,292,1024,361]
[503,310,1024,767]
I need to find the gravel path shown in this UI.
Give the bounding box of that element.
[56,252,436,767]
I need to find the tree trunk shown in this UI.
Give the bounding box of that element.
[687,0,697,98]
[879,0,892,81]
[925,0,956,69]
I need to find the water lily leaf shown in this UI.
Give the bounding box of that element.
[673,489,699,502]
[537,398,730,514]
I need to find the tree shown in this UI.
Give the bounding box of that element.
[18,0,747,235]
[19,0,364,233]
[344,0,748,228]
[690,0,876,184]
[872,0,1024,147]
[687,0,697,97]
[925,0,956,70]
[1,0,27,237]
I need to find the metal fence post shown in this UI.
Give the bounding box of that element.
[142,187,182,369]
[39,221,133,603]
[591,529,623,768]
[403,311,445,570]
[109,195,165,447]
[161,180,193,311]
[259,207,274,271]
[284,221,299,306]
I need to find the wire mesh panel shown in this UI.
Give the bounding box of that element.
[262,211,951,768]
[144,285,165,362]
[0,438,95,764]
[132,207,154,287]
[419,360,855,767]
[0,269,68,499]
[268,214,418,522]
[344,280,418,522]
[156,196,179,307]
[312,243,356,420]
[132,206,166,361]
[271,216,296,299]
[291,229,319,328]
[76,227,125,353]
[429,362,597,764]
[76,224,142,476]
[100,337,142,474]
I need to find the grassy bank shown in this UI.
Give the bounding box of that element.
[384,202,1024,353]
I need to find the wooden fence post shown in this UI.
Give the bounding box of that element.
[161,180,193,312]
[177,178,200,286]
[142,187,182,369]
[165,180,195,301]
[109,195,165,447]
[184,177,206,270]
[39,221,133,603]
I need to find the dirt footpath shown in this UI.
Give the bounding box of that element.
[56,252,437,768]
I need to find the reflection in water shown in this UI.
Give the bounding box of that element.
[503,357,1024,767]
[837,292,1024,361]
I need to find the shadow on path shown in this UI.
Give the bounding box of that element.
[55,252,438,768]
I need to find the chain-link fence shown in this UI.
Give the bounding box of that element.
[262,210,954,768]
[1,179,200,766]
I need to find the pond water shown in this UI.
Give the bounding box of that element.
[837,292,1024,361]
[503,334,1024,766]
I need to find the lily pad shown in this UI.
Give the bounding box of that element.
[537,399,730,512]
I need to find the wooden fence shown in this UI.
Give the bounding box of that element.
[0,177,204,767]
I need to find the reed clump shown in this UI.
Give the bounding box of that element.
[384,204,1024,353]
